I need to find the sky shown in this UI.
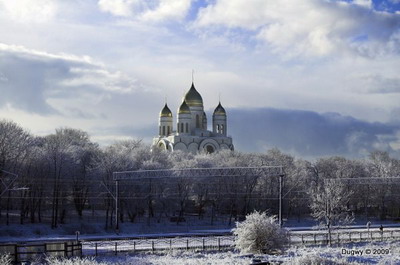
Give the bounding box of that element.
[0,0,400,158]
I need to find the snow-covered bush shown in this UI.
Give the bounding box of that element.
[232,211,288,254]
[0,254,12,265]
[43,256,109,265]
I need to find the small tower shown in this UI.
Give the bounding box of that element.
[177,100,191,134]
[184,82,204,132]
[213,102,227,136]
[159,103,173,136]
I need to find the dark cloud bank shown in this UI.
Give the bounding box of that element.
[228,108,400,159]
[119,107,400,159]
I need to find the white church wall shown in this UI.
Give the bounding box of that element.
[174,142,187,151]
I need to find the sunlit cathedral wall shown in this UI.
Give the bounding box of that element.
[152,82,234,153]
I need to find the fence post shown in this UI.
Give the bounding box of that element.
[152,241,155,253]
[134,241,136,252]
[391,231,394,239]
[359,232,362,241]
[186,239,189,251]
[114,242,117,256]
[349,232,351,242]
[95,243,98,256]
[14,244,18,264]
[218,238,221,251]
[202,238,205,250]
[313,234,316,244]
[301,234,304,244]
[337,232,340,243]
[169,239,172,250]
[64,242,68,257]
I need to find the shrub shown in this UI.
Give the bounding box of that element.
[0,254,12,265]
[43,257,108,265]
[232,211,288,254]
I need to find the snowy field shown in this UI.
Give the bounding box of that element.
[1,216,399,243]
[1,233,400,264]
[29,240,400,265]
[2,219,400,264]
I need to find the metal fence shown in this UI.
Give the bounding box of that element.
[82,235,234,256]
[288,229,400,245]
[82,229,400,256]
[1,229,400,262]
[0,241,82,263]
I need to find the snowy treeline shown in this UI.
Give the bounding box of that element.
[0,119,400,229]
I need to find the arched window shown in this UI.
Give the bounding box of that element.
[181,123,184,133]
[217,124,220,133]
[196,115,200,128]
[167,126,170,135]
[162,126,165,136]
[206,145,215,154]
[186,123,189,133]
[220,124,224,134]
[159,126,161,135]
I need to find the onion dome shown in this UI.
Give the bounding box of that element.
[184,83,203,107]
[213,102,226,116]
[160,103,172,117]
[178,100,191,114]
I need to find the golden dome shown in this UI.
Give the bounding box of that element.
[178,100,191,114]
[184,83,203,107]
[160,103,172,117]
[213,102,226,116]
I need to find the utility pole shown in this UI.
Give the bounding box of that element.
[279,174,283,227]
[101,179,119,234]
[115,180,119,233]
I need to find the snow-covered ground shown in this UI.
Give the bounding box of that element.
[2,217,400,264]
[97,241,400,264]
[1,216,399,243]
[39,240,400,264]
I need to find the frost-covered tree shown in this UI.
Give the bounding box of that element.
[42,128,99,228]
[0,120,33,224]
[367,151,397,220]
[232,211,288,254]
[309,179,353,245]
[96,139,143,228]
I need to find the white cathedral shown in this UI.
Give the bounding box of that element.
[152,82,234,153]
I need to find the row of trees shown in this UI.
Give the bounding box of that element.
[0,119,399,230]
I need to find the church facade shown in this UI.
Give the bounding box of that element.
[152,82,234,153]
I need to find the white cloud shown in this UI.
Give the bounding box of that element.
[0,0,57,23]
[98,0,141,17]
[195,0,400,57]
[140,0,191,22]
[0,43,138,114]
[98,0,192,22]
[353,0,372,7]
